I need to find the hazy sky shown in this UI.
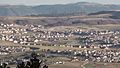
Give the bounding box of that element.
[0,0,120,5]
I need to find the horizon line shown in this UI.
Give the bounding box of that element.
[0,2,120,6]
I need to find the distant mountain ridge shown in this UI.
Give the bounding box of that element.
[89,10,120,19]
[0,2,120,16]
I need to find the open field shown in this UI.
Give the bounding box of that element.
[39,24,120,32]
[49,62,83,68]
[93,24,120,30]
[49,61,120,68]
[85,62,120,68]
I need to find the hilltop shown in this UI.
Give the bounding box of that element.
[0,2,120,16]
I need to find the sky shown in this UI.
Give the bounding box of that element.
[0,0,120,5]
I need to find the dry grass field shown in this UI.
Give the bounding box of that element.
[49,62,83,68]
[85,62,120,68]
[49,62,120,68]
[93,24,120,30]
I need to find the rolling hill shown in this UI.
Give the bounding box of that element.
[89,10,120,19]
[0,2,120,16]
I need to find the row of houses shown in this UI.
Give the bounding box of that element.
[0,46,31,55]
[0,23,120,49]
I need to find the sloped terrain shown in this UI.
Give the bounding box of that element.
[0,2,120,16]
